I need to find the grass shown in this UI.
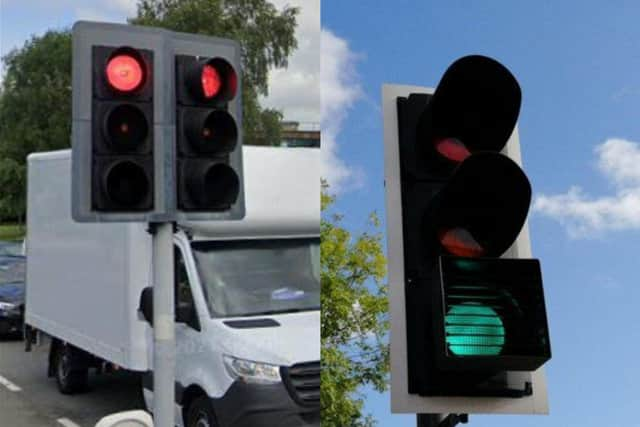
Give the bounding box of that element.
[0,224,26,241]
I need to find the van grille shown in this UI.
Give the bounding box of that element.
[281,361,320,406]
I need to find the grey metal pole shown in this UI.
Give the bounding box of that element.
[417,414,445,427]
[152,222,175,427]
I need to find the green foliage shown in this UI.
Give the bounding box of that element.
[130,0,298,145]
[0,30,71,222]
[0,158,26,222]
[321,183,389,427]
[0,223,26,241]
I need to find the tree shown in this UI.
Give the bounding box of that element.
[0,30,71,222]
[321,184,389,426]
[130,0,298,145]
[0,158,26,222]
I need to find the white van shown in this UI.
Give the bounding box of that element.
[25,147,320,427]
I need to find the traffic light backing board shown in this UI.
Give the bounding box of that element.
[383,83,549,415]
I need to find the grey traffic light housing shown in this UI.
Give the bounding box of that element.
[72,21,244,222]
[383,67,550,413]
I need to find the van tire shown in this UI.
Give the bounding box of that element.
[186,396,217,427]
[54,344,88,394]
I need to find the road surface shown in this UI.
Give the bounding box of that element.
[0,335,145,427]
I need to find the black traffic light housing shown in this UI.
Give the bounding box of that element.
[398,55,551,397]
[91,45,154,211]
[176,55,241,211]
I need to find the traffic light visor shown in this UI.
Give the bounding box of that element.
[425,55,521,161]
[428,152,531,258]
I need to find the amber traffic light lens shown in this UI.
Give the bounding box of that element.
[105,104,149,151]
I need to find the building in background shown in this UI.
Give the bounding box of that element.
[280,121,320,147]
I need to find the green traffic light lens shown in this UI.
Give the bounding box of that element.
[186,162,240,209]
[104,161,150,207]
[202,163,240,207]
[445,303,505,356]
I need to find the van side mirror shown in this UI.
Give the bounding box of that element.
[176,302,192,324]
[139,287,153,325]
[176,301,201,331]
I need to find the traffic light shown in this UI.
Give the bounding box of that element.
[387,56,551,399]
[175,52,242,213]
[91,45,154,211]
[72,22,245,222]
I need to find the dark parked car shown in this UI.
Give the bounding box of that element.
[0,255,25,337]
[0,241,23,257]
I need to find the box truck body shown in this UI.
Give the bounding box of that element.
[25,147,320,427]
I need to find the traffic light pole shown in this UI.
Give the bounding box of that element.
[151,222,176,427]
[417,413,469,427]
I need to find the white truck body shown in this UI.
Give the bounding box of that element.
[25,146,320,427]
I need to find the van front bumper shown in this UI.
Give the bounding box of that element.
[211,380,320,427]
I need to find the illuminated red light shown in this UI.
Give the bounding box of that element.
[201,65,222,99]
[438,227,485,257]
[434,137,471,163]
[106,54,144,92]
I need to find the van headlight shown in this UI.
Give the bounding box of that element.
[223,355,281,384]
[0,301,18,314]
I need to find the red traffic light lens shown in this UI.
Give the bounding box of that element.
[438,227,485,258]
[187,58,237,101]
[202,65,222,99]
[106,54,144,92]
[434,137,471,163]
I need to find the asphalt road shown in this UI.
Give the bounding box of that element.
[0,335,145,427]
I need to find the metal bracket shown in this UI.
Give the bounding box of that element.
[417,414,469,427]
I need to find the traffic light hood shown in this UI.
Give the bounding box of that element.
[418,55,521,169]
[425,152,532,258]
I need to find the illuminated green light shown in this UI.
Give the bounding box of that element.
[452,259,483,272]
[445,303,505,356]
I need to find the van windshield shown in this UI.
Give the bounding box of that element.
[191,238,320,317]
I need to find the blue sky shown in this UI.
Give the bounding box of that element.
[322,1,640,426]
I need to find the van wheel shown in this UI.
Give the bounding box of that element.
[55,344,88,394]
[186,396,217,427]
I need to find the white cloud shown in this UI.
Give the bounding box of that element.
[533,138,640,237]
[320,29,362,192]
[260,0,320,124]
[74,0,137,22]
